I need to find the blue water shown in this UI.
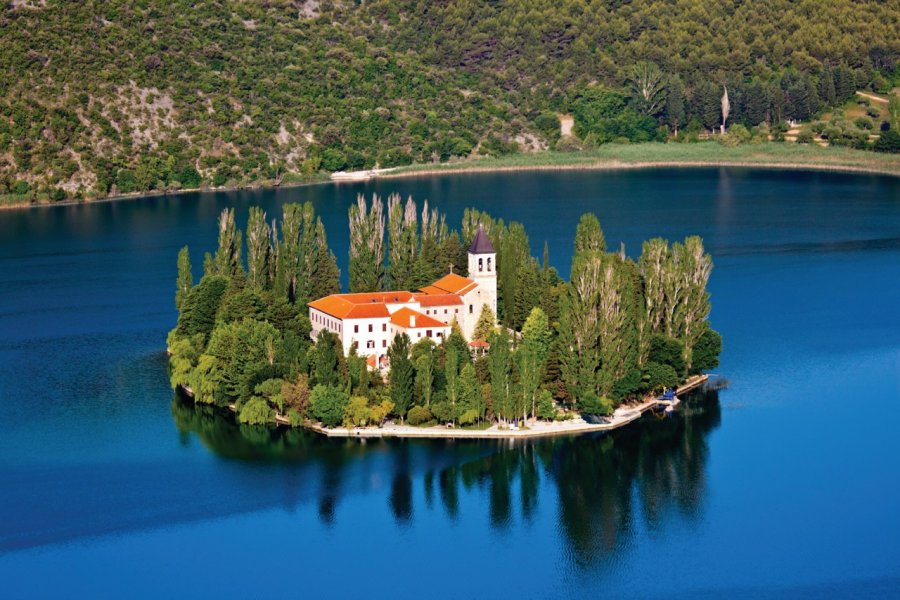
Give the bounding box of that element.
[1,168,899,598]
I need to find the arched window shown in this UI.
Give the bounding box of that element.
[487,257,492,271]
[478,258,484,272]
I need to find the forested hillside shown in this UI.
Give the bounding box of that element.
[1,0,897,200]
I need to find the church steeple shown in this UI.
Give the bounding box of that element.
[468,224,496,277]
[465,225,497,341]
[468,224,495,255]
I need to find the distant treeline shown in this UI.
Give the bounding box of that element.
[168,199,721,429]
[1,0,896,200]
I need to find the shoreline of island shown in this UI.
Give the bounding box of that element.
[3,144,897,211]
[185,375,711,441]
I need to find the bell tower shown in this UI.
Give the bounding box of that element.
[466,224,497,336]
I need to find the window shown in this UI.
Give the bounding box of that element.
[479,258,483,272]
[354,325,359,333]
[368,324,373,333]
[444,309,448,314]
[487,257,492,271]
[426,330,432,338]
[469,304,473,314]
[382,340,387,348]
[382,324,386,332]
[367,340,375,349]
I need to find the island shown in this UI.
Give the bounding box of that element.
[167,195,722,438]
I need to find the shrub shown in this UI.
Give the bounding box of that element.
[866,107,881,118]
[691,327,723,372]
[648,334,686,375]
[239,397,274,425]
[407,405,433,426]
[811,121,827,134]
[343,396,370,428]
[458,409,479,426]
[855,117,874,130]
[537,389,555,420]
[874,129,900,153]
[430,401,452,424]
[643,362,679,392]
[580,392,613,416]
[796,130,814,144]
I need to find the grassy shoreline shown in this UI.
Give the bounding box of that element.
[382,143,900,179]
[2,143,897,211]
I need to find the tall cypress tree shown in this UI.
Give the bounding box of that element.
[388,333,415,418]
[519,307,550,421]
[175,246,193,311]
[310,218,341,300]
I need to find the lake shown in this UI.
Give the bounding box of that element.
[1,168,899,598]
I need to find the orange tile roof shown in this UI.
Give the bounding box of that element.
[425,273,477,295]
[469,339,491,348]
[366,354,377,369]
[390,307,448,329]
[413,293,463,307]
[309,295,389,319]
[418,285,446,295]
[309,291,416,319]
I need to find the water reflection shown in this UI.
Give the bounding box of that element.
[172,388,720,567]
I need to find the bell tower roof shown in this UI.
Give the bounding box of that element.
[468,225,495,254]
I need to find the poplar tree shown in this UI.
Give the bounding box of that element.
[348,193,385,293]
[595,255,638,397]
[638,238,670,334]
[672,236,712,368]
[519,307,550,421]
[245,207,271,288]
[274,203,317,303]
[415,345,435,407]
[387,194,419,290]
[559,214,607,403]
[488,329,513,422]
[213,208,242,277]
[444,344,460,420]
[420,199,447,279]
[175,246,193,311]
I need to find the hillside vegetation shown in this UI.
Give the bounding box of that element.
[0,0,898,200]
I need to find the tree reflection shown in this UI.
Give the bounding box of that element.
[172,388,720,568]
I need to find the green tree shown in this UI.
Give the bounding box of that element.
[388,333,415,418]
[472,304,497,341]
[245,207,272,288]
[488,329,513,421]
[175,246,193,311]
[175,275,228,338]
[690,326,722,373]
[519,307,550,421]
[311,330,342,387]
[310,384,350,428]
[414,342,436,407]
[627,61,667,116]
[348,193,386,292]
[213,208,242,278]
